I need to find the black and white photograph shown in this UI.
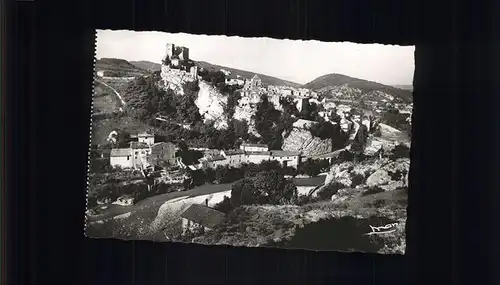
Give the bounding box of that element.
[86,29,414,254]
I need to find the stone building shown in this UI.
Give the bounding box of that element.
[249,74,262,88]
[165,43,190,62]
[149,142,176,167]
[180,204,226,235]
[239,143,269,152]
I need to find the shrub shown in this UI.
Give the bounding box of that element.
[332,150,355,164]
[204,168,216,183]
[316,182,345,200]
[297,194,320,206]
[389,143,411,160]
[297,158,323,177]
[282,166,298,177]
[230,178,263,207]
[362,186,385,196]
[189,169,206,187]
[350,172,365,187]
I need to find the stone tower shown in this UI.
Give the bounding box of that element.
[177,47,189,61]
[166,43,175,59]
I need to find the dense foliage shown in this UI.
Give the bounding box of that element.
[351,124,369,153]
[224,91,242,119]
[228,170,298,208]
[297,158,330,177]
[380,108,412,137]
[123,76,202,125]
[254,95,296,150]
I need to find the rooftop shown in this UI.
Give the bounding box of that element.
[151,142,175,147]
[269,150,301,157]
[223,149,245,156]
[180,204,226,229]
[138,132,154,137]
[241,143,268,148]
[245,151,271,156]
[207,155,226,162]
[130,142,150,149]
[292,176,326,186]
[110,148,131,157]
[251,74,261,81]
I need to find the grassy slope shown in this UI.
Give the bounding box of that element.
[192,187,407,252]
[96,58,147,76]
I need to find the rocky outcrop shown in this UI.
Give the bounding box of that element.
[365,158,410,191]
[233,97,260,137]
[160,65,193,95]
[160,65,229,129]
[366,169,393,188]
[282,128,333,157]
[196,81,228,129]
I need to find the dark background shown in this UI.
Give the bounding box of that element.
[5,0,495,284]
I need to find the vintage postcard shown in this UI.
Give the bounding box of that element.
[86,29,414,254]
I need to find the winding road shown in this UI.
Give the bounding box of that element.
[96,79,127,109]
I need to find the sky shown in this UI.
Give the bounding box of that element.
[96,29,415,86]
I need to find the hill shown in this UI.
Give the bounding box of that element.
[130,61,162,72]
[195,61,302,88]
[96,58,147,76]
[393,85,413,91]
[304,73,413,103]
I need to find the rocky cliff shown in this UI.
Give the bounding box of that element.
[160,65,228,129]
[195,81,228,129]
[282,128,333,157]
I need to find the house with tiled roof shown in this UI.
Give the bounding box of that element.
[110,148,133,169]
[199,154,227,169]
[137,132,155,145]
[269,150,301,168]
[149,142,176,167]
[220,149,245,168]
[239,143,269,152]
[180,204,226,234]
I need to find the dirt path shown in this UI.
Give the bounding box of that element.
[95,79,126,107]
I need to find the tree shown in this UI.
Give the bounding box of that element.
[114,130,132,148]
[299,101,319,121]
[213,196,234,214]
[351,124,369,153]
[258,160,282,173]
[241,163,260,178]
[189,169,206,187]
[253,170,297,205]
[204,168,216,183]
[298,158,322,177]
[224,91,242,119]
[254,95,281,144]
[215,165,230,183]
[230,178,262,207]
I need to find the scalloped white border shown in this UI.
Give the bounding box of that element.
[84,30,97,236]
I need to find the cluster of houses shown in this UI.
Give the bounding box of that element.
[108,131,301,172]
[199,143,301,169]
[109,132,177,170]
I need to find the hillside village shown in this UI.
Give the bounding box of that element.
[88,41,413,253]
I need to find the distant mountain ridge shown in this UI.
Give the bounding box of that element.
[304,73,413,103]
[96,58,146,75]
[130,61,162,71]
